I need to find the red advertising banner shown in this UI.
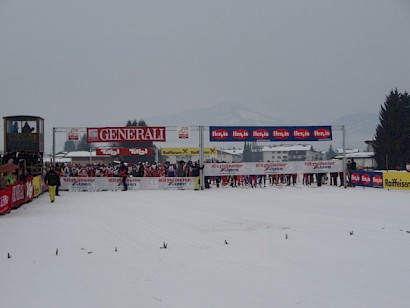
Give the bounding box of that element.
[96,148,153,156]
[11,182,26,209]
[25,179,34,202]
[87,127,166,143]
[0,186,12,215]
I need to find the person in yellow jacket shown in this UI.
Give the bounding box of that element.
[191,162,204,190]
[44,166,60,203]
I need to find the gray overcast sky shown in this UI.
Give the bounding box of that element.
[1,0,410,146]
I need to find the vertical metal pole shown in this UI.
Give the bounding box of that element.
[385,155,388,171]
[342,125,347,188]
[52,127,56,165]
[155,147,159,163]
[199,126,205,190]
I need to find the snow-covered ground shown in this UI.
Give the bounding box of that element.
[1,186,409,308]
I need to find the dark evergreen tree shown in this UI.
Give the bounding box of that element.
[326,144,337,160]
[76,134,91,151]
[243,142,253,162]
[374,89,410,170]
[64,140,76,152]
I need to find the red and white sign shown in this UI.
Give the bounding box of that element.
[350,173,361,184]
[232,129,249,140]
[314,128,332,139]
[60,177,196,191]
[96,148,152,156]
[272,128,291,139]
[87,127,166,143]
[67,128,80,141]
[293,128,311,140]
[372,174,383,186]
[252,129,270,140]
[211,129,229,140]
[177,127,190,139]
[361,173,371,185]
[0,187,12,215]
[204,160,343,176]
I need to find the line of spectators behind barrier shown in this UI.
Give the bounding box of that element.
[51,161,199,178]
[49,161,346,188]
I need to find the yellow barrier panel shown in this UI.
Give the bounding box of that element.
[33,175,43,197]
[383,172,410,190]
[161,147,217,155]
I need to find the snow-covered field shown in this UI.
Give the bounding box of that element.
[1,186,409,308]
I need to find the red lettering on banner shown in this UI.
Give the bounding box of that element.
[211,129,229,140]
[0,187,12,215]
[252,129,269,140]
[293,128,310,139]
[314,128,331,139]
[351,173,360,184]
[25,181,34,201]
[232,129,249,140]
[372,175,383,186]
[361,174,371,185]
[96,148,151,156]
[272,129,290,139]
[87,127,166,142]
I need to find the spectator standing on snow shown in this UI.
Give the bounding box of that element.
[119,162,128,191]
[191,161,204,190]
[44,166,60,203]
[54,163,63,196]
[176,160,186,177]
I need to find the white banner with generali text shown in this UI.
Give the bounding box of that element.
[204,160,343,176]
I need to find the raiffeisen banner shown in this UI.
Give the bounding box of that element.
[209,126,332,142]
[383,172,410,191]
[87,127,166,143]
[161,147,218,156]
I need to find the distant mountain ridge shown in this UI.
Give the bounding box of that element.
[144,103,378,149]
[145,102,287,126]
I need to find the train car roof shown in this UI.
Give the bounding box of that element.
[3,115,44,120]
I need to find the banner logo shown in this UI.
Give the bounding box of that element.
[87,127,166,143]
[210,126,332,142]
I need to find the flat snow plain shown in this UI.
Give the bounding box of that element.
[1,185,409,308]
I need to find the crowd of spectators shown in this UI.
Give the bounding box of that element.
[47,160,345,188]
[50,160,200,178]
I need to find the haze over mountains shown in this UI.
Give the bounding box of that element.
[145,102,379,150]
[0,103,377,153]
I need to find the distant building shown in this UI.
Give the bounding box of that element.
[217,148,243,163]
[44,151,113,165]
[335,149,376,170]
[261,144,323,162]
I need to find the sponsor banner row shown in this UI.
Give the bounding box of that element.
[0,176,42,215]
[383,172,410,190]
[349,170,383,188]
[210,126,332,142]
[87,127,166,143]
[161,147,218,156]
[60,177,196,191]
[204,160,343,176]
[96,147,152,156]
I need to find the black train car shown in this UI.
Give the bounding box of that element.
[3,115,45,176]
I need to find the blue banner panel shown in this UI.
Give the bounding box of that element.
[349,170,383,188]
[209,126,332,142]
